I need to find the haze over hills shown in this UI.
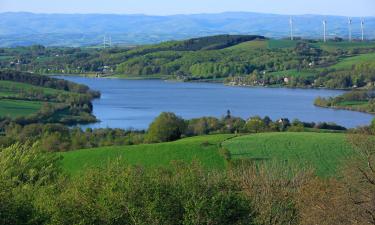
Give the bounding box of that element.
[0,11,374,47]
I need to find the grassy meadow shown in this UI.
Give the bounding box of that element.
[60,134,234,175]
[329,52,375,70]
[60,132,354,177]
[223,132,354,177]
[0,99,43,118]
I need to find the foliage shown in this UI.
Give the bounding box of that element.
[145,112,186,143]
[0,70,99,126]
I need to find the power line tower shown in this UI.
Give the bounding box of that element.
[289,17,294,41]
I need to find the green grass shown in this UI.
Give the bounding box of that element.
[226,40,267,50]
[337,100,368,107]
[0,80,69,97]
[329,53,375,70]
[268,40,298,49]
[0,99,43,118]
[222,132,354,177]
[312,41,375,52]
[269,69,316,78]
[60,134,234,175]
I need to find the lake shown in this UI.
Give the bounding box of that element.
[59,76,374,129]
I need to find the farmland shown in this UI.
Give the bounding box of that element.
[0,99,43,118]
[60,134,234,175]
[222,132,354,177]
[60,132,354,177]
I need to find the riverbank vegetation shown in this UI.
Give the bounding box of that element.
[0,111,347,152]
[0,70,100,127]
[314,89,375,114]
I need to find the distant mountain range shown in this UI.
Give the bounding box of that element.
[0,12,374,47]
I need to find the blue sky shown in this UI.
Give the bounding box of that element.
[0,0,374,16]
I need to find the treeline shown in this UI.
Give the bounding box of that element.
[0,123,144,151]
[0,112,346,152]
[1,129,374,225]
[315,90,375,113]
[226,60,375,89]
[0,70,100,96]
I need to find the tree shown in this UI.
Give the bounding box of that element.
[145,112,186,143]
[245,116,267,133]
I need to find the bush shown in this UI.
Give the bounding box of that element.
[145,112,186,143]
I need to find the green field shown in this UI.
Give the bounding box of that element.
[222,132,354,177]
[61,132,354,177]
[268,39,298,49]
[60,134,234,175]
[0,80,69,97]
[0,99,43,118]
[269,69,316,78]
[226,40,267,50]
[329,52,375,70]
[312,41,375,52]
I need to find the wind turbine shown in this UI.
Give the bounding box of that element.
[348,18,352,42]
[361,19,365,41]
[323,20,327,42]
[289,17,294,41]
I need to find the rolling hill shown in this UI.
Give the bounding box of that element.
[60,132,353,177]
[0,12,374,47]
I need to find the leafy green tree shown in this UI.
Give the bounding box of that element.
[245,116,267,133]
[145,112,186,143]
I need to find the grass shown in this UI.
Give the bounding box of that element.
[0,80,69,97]
[268,40,298,49]
[312,41,375,52]
[329,52,375,70]
[226,40,267,50]
[269,69,316,78]
[60,134,234,175]
[0,99,43,118]
[337,101,368,107]
[222,132,354,177]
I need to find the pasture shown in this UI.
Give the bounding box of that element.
[0,99,43,118]
[222,132,354,177]
[60,134,234,175]
[329,52,375,70]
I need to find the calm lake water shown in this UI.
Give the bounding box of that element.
[59,76,374,129]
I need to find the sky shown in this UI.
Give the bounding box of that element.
[0,0,374,17]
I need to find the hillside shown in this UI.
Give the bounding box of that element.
[1,35,375,90]
[60,134,234,175]
[1,12,375,47]
[60,132,353,177]
[223,132,354,177]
